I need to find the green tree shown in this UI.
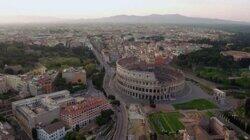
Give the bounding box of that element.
[65,131,86,140]
[75,133,86,140]
[0,115,7,122]
[85,63,97,77]
[65,132,77,140]
[108,95,116,100]
[54,73,67,90]
[92,72,105,90]
[32,128,37,140]
[111,100,120,106]
[245,98,250,118]
[236,77,250,89]
[96,109,114,126]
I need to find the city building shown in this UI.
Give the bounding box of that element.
[5,75,24,92]
[128,104,150,140]
[60,97,112,128]
[0,122,15,140]
[213,88,226,105]
[5,75,29,97]
[37,121,66,140]
[0,70,57,97]
[115,57,185,101]
[31,64,47,76]
[0,99,13,118]
[28,72,57,96]
[62,67,86,85]
[28,81,43,96]
[221,51,250,61]
[0,74,8,94]
[209,117,236,140]
[12,90,71,138]
[183,117,236,140]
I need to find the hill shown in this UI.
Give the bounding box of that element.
[77,14,249,25]
[1,14,249,25]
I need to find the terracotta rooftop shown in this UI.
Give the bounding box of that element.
[60,97,110,116]
[42,122,65,134]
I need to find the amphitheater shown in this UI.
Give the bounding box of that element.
[115,57,185,101]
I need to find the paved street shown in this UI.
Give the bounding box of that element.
[88,41,128,140]
[184,70,222,89]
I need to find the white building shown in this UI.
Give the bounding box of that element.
[0,75,8,94]
[213,88,226,105]
[37,122,66,140]
[5,75,28,95]
[28,81,43,96]
[0,122,15,140]
[12,90,71,138]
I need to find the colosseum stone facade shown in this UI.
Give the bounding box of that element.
[115,57,185,101]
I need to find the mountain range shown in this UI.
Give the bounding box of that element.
[1,14,249,25]
[77,14,249,25]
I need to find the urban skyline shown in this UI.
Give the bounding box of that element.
[0,1,250,140]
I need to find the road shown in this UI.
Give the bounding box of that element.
[184,70,222,89]
[87,41,128,140]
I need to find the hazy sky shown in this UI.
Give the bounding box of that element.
[0,0,250,21]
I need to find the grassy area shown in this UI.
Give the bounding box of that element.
[148,112,184,135]
[69,84,87,93]
[227,90,250,99]
[205,111,214,118]
[234,106,246,119]
[0,92,13,100]
[173,99,217,110]
[238,68,250,77]
[39,57,82,69]
[195,67,229,84]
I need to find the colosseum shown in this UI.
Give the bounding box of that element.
[115,57,185,101]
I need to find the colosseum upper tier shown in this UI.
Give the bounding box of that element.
[115,57,185,101]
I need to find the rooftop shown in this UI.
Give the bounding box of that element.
[61,97,111,116]
[42,122,65,135]
[63,67,86,73]
[221,51,250,60]
[13,90,71,118]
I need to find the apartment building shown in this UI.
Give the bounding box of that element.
[5,75,26,92]
[0,75,8,94]
[12,90,71,138]
[60,97,112,128]
[29,75,55,96]
[37,122,66,140]
[0,122,15,140]
[183,117,236,140]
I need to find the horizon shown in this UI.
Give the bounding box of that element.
[0,13,249,24]
[0,0,250,23]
